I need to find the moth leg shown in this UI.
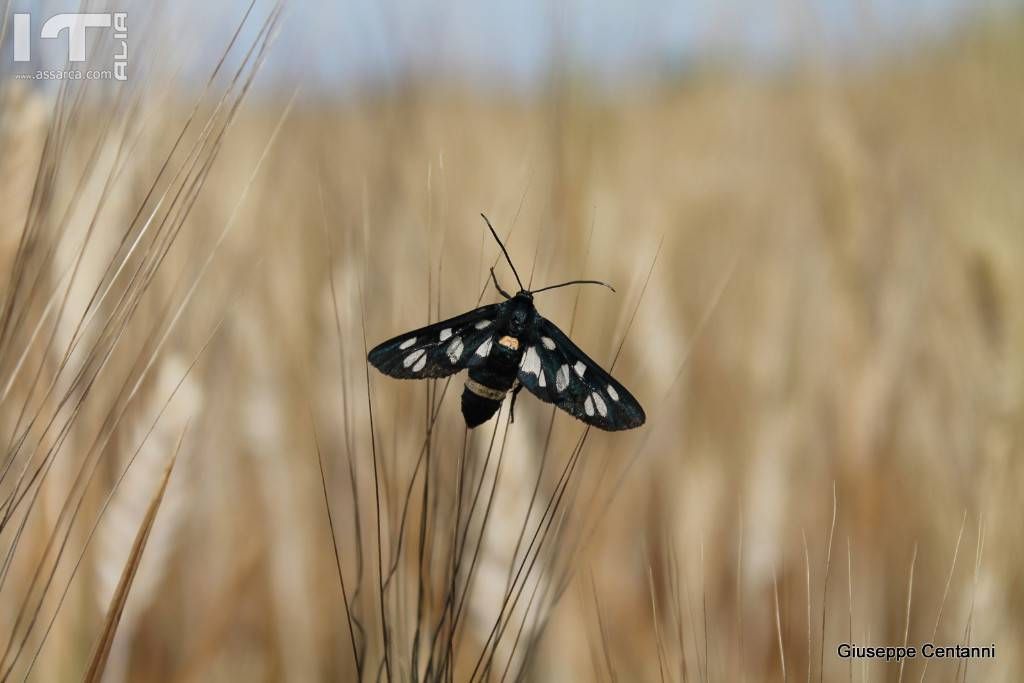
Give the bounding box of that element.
[490,267,512,299]
[509,381,524,422]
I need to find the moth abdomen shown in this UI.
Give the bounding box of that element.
[461,357,517,427]
[461,385,504,427]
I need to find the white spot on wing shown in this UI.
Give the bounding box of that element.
[403,348,426,369]
[584,395,595,416]
[539,369,546,387]
[556,365,570,392]
[413,355,427,372]
[607,385,620,401]
[573,361,587,377]
[474,320,492,330]
[399,337,416,350]
[592,392,607,417]
[439,328,452,341]
[520,346,541,376]
[475,337,493,357]
[446,337,464,363]
[541,336,556,350]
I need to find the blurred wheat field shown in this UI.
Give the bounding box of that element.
[0,5,1023,682]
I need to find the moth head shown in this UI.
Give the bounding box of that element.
[507,293,534,334]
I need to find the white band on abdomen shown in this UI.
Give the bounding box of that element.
[465,378,507,401]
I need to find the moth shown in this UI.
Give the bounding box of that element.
[367,215,646,431]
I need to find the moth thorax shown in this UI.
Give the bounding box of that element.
[497,335,520,350]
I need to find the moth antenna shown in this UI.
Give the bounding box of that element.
[480,213,525,292]
[531,279,616,295]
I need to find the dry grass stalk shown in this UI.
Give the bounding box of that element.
[82,427,185,683]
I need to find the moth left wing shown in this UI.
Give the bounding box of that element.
[367,303,502,379]
[517,317,646,431]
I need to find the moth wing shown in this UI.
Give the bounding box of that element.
[516,317,646,431]
[367,303,502,379]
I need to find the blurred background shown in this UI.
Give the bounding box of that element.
[0,0,1022,680]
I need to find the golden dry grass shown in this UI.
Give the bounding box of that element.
[0,7,1023,682]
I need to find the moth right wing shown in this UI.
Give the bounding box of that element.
[367,303,503,379]
[516,316,646,431]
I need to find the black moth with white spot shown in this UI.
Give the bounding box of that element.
[367,215,645,431]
